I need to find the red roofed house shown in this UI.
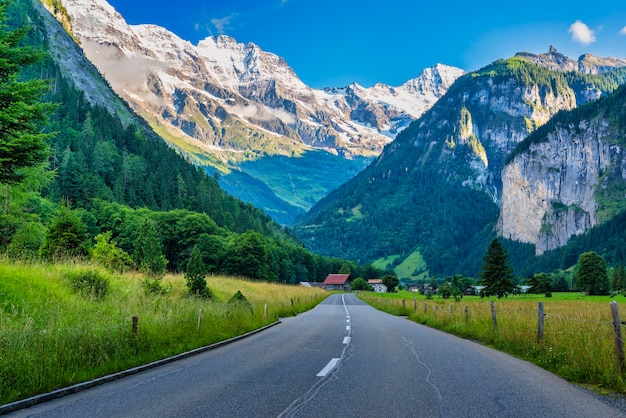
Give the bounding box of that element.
[322,274,351,291]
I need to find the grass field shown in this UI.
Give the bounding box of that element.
[359,290,626,394]
[0,261,327,405]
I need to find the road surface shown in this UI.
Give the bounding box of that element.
[5,293,625,417]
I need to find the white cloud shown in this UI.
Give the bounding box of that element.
[569,20,596,45]
[211,14,237,34]
[620,26,626,35]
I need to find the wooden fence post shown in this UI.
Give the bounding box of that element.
[537,302,545,345]
[424,303,427,314]
[433,305,437,320]
[414,295,417,312]
[402,299,405,311]
[132,315,138,337]
[490,301,497,333]
[610,301,625,375]
[197,309,202,333]
[465,306,469,326]
[264,303,268,318]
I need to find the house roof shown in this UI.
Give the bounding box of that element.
[368,279,383,284]
[323,274,350,285]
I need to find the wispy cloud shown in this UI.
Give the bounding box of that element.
[210,14,238,34]
[569,20,596,45]
[620,26,626,35]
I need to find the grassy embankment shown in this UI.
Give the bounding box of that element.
[359,291,626,393]
[0,261,327,405]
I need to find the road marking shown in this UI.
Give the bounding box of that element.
[343,337,351,344]
[346,325,350,331]
[317,358,340,377]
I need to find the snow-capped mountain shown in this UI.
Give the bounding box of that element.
[48,0,463,223]
[54,0,462,158]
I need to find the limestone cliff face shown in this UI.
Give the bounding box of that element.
[499,114,626,254]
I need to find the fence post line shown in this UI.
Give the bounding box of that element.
[537,302,545,345]
[132,315,138,337]
[490,301,497,334]
[610,301,625,375]
[197,309,202,333]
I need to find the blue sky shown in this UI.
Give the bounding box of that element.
[106,0,626,88]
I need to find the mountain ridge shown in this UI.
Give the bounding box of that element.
[50,0,464,223]
[295,54,626,277]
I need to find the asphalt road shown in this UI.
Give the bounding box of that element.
[6,293,625,417]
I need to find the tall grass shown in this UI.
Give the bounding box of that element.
[0,261,327,404]
[359,291,626,393]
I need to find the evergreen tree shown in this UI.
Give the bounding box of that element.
[478,238,515,298]
[133,218,167,279]
[575,251,609,295]
[185,245,210,297]
[0,0,55,186]
[612,263,625,292]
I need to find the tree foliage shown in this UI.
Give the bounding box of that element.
[134,218,167,279]
[381,274,399,293]
[575,251,609,295]
[478,239,515,298]
[0,0,55,186]
[185,245,210,298]
[351,277,369,291]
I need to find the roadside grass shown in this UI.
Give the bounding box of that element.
[359,291,626,393]
[0,261,327,405]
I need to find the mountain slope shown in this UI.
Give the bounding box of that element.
[499,83,626,255]
[295,52,626,277]
[18,0,280,238]
[50,0,463,224]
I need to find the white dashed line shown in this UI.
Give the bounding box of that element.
[317,358,340,377]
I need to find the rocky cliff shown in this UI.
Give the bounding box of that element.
[499,88,626,254]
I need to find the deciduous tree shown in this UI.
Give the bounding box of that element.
[575,251,609,295]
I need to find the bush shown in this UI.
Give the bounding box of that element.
[228,290,252,313]
[141,278,170,295]
[66,269,109,299]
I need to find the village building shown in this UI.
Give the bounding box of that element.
[322,274,351,291]
[368,279,387,293]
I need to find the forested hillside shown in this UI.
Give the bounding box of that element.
[1,0,384,283]
[295,57,626,278]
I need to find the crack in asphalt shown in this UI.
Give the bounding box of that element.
[403,336,449,418]
[277,295,354,418]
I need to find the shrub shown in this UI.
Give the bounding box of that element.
[66,269,109,299]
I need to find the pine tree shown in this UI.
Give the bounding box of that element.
[0,0,55,186]
[478,238,515,298]
[612,263,625,292]
[133,218,167,279]
[185,245,210,297]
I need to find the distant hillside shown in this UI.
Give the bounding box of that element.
[294,54,626,278]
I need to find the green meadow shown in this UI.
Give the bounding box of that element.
[0,261,327,405]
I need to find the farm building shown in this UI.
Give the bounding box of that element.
[322,274,351,291]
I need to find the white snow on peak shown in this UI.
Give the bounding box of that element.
[58,0,465,156]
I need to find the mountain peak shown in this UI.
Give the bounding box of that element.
[514,46,626,74]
